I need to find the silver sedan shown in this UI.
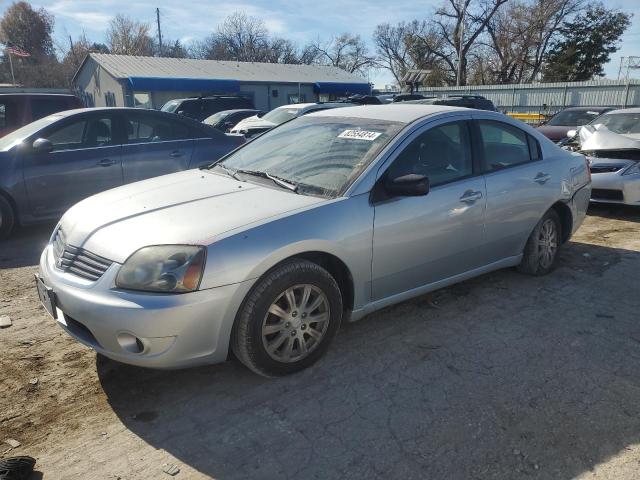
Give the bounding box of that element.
[37,105,591,376]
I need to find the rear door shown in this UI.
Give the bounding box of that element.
[474,118,558,261]
[21,112,124,218]
[120,111,194,183]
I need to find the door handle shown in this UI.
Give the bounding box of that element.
[97,158,116,167]
[459,190,483,204]
[170,150,184,158]
[534,172,551,184]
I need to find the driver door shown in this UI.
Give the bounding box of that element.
[22,112,123,218]
[371,119,487,300]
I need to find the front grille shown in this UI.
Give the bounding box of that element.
[52,228,113,281]
[592,189,624,201]
[583,150,640,161]
[590,165,622,174]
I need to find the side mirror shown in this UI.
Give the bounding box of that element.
[566,129,577,138]
[384,174,430,197]
[32,138,53,153]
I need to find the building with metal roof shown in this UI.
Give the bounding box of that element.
[73,53,371,111]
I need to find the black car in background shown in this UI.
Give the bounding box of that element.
[407,95,497,111]
[161,96,255,121]
[392,93,427,102]
[203,109,265,132]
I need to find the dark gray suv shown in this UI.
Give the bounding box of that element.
[0,107,244,238]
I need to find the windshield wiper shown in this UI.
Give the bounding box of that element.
[211,163,240,180]
[236,169,299,193]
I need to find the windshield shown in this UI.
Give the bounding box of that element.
[161,100,180,113]
[592,112,640,134]
[0,114,63,151]
[547,109,602,126]
[261,107,301,124]
[215,116,403,197]
[203,111,227,125]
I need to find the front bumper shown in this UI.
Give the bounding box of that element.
[38,244,254,369]
[590,171,640,206]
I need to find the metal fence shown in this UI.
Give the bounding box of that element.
[417,79,640,116]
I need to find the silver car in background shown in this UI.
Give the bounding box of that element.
[570,108,640,205]
[37,105,591,377]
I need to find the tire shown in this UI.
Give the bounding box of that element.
[518,209,561,276]
[0,195,15,240]
[231,259,343,377]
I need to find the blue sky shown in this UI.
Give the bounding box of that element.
[2,0,640,87]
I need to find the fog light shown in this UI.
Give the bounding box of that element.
[117,332,145,354]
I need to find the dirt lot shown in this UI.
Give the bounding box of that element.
[1,205,639,480]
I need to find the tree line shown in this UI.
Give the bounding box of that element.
[0,0,632,90]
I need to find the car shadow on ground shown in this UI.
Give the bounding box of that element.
[96,241,640,479]
[587,203,640,223]
[0,223,56,269]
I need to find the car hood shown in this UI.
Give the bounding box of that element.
[59,169,325,263]
[537,125,574,142]
[578,124,640,151]
[232,115,277,131]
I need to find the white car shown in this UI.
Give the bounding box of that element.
[230,102,349,138]
[571,108,640,205]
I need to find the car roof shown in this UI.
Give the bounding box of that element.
[0,93,78,98]
[603,107,640,115]
[561,106,612,112]
[307,104,469,123]
[212,109,259,115]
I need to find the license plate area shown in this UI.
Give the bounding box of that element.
[35,275,57,320]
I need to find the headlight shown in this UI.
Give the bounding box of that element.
[116,245,206,293]
[622,162,640,176]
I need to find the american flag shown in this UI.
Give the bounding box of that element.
[5,44,30,57]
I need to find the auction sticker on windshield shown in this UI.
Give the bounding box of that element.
[338,129,382,141]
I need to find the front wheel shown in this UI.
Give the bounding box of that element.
[231,259,343,377]
[518,209,561,276]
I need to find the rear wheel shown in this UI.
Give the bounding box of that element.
[0,195,15,240]
[518,209,561,276]
[231,259,343,377]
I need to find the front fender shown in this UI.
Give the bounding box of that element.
[200,193,374,309]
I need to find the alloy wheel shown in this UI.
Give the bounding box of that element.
[261,284,330,363]
[537,218,558,269]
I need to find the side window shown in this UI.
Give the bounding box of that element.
[45,117,113,151]
[31,98,71,121]
[127,115,190,143]
[386,121,473,187]
[478,120,533,172]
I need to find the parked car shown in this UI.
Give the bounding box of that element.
[161,96,255,122]
[392,93,427,102]
[0,107,244,238]
[406,95,497,111]
[36,104,591,376]
[230,102,349,138]
[537,106,613,143]
[0,93,83,137]
[203,109,265,132]
[564,108,640,205]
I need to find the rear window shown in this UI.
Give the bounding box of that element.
[31,97,74,121]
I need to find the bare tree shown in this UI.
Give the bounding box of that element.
[107,14,153,56]
[308,33,374,75]
[429,0,509,85]
[481,0,582,83]
[373,21,421,84]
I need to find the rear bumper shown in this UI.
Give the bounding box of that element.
[38,245,254,369]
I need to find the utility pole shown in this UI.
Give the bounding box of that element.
[68,35,78,66]
[156,8,163,55]
[456,0,467,87]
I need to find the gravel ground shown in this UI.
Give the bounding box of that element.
[1,204,639,480]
